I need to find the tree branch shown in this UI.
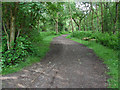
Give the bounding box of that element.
[72,18,79,27]
[3,21,10,50]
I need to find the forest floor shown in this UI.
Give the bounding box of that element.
[2,35,109,88]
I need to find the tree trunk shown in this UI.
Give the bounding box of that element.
[37,20,40,32]
[86,17,89,31]
[78,20,81,31]
[71,18,74,32]
[101,3,104,33]
[10,10,15,48]
[113,2,119,34]
[84,18,86,31]
[4,4,10,30]
[3,21,10,50]
[54,13,58,34]
[55,20,58,34]
[68,3,74,32]
[68,21,71,31]
[55,13,58,34]
[90,2,94,31]
[96,3,99,31]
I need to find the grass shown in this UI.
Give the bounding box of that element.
[59,31,71,35]
[66,35,118,88]
[2,34,59,75]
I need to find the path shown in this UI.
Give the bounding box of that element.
[2,35,108,88]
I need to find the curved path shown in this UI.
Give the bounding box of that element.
[2,35,108,88]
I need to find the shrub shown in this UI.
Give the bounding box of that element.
[71,31,119,50]
[2,31,57,68]
[2,36,32,68]
[92,32,118,50]
[72,31,92,39]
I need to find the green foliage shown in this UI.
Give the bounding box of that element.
[30,31,56,57]
[2,31,57,69]
[59,31,71,34]
[71,31,92,39]
[2,2,65,69]
[2,34,59,75]
[2,2,119,88]
[71,31,119,50]
[40,31,57,36]
[91,32,119,49]
[2,36,32,68]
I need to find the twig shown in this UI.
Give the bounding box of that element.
[17,29,21,38]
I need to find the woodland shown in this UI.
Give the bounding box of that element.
[1,2,120,88]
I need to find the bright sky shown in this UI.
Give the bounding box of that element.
[75,2,96,14]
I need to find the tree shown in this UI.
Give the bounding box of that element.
[101,2,104,33]
[46,2,64,34]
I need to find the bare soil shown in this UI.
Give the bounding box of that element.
[2,35,108,88]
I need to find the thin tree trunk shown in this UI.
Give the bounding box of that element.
[86,16,89,31]
[17,29,20,38]
[9,3,18,49]
[55,20,58,34]
[101,3,104,33]
[4,4,10,30]
[113,2,119,34]
[55,13,58,34]
[3,21,10,50]
[37,20,40,32]
[71,18,74,32]
[83,18,85,31]
[90,2,94,31]
[96,4,98,24]
[96,3,99,31]
[68,21,71,31]
[72,18,79,28]
[73,18,81,31]
[68,3,74,32]
[78,20,81,31]
[118,2,120,32]
[10,10,15,48]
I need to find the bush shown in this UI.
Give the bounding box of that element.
[2,31,58,68]
[71,31,92,39]
[29,31,57,57]
[2,36,32,68]
[71,31,119,50]
[91,32,118,50]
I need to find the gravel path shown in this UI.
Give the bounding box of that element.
[2,35,108,88]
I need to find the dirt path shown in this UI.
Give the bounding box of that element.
[2,35,108,88]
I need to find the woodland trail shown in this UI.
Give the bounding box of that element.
[2,35,108,88]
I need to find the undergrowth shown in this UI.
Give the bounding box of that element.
[71,31,119,50]
[2,32,59,75]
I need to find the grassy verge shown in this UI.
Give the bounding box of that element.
[2,35,59,75]
[66,35,118,88]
